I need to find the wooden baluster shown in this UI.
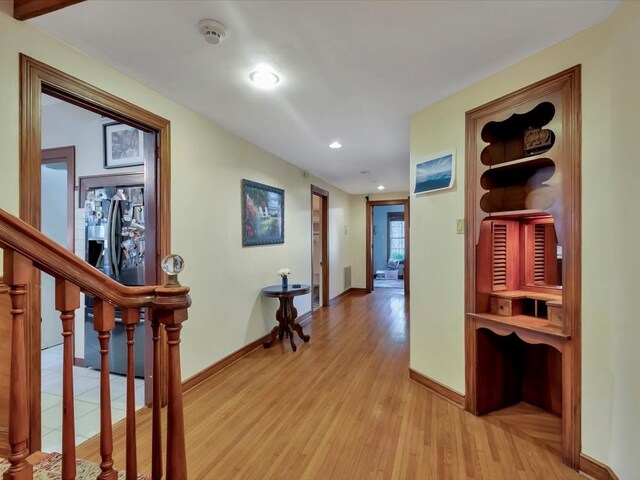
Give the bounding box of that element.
[151,317,163,480]
[122,308,140,480]
[55,279,80,480]
[2,251,33,480]
[93,299,117,480]
[153,300,189,480]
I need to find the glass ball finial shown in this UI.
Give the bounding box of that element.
[161,254,184,286]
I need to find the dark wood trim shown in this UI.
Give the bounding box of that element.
[365,198,410,294]
[328,287,367,308]
[297,311,313,328]
[311,185,329,197]
[311,186,329,308]
[41,146,75,253]
[13,0,84,20]
[20,54,172,452]
[579,453,619,480]
[464,65,581,469]
[182,338,264,394]
[409,369,465,408]
[73,357,85,367]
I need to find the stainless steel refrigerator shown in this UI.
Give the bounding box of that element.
[84,184,146,377]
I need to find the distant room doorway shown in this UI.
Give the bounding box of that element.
[366,198,409,294]
[311,186,329,310]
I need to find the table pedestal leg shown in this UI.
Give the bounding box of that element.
[263,293,311,351]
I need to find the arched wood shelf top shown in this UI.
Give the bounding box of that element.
[0,208,190,310]
[475,325,565,353]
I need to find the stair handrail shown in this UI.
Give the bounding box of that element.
[0,208,190,310]
[0,207,190,479]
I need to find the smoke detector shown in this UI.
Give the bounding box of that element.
[199,19,228,45]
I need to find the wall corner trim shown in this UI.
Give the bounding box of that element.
[409,368,465,408]
[579,453,619,480]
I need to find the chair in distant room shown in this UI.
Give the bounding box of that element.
[384,259,399,280]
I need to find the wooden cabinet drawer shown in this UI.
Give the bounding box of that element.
[548,304,562,327]
[490,297,512,316]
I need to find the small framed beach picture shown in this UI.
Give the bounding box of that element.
[414,149,455,194]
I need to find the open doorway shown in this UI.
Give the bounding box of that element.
[39,96,148,451]
[20,55,171,453]
[366,198,410,294]
[311,186,329,310]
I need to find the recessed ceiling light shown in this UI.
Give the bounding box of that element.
[249,67,280,89]
[329,141,342,149]
[377,185,385,190]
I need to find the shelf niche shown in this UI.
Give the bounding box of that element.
[465,67,581,469]
[480,101,556,166]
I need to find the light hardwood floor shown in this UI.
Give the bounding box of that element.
[77,288,580,479]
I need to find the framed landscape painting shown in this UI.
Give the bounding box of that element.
[104,122,145,169]
[242,179,284,246]
[414,149,456,194]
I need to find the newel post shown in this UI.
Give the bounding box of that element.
[151,255,191,480]
[3,250,34,480]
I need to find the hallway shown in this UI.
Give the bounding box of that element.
[77,289,578,479]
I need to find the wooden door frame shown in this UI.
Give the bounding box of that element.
[41,146,75,253]
[311,186,329,308]
[366,198,410,294]
[20,54,171,452]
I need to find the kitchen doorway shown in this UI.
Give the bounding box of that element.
[311,186,329,310]
[366,198,410,294]
[39,97,150,452]
[20,55,171,453]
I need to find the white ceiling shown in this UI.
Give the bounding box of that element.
[29,0,618,194]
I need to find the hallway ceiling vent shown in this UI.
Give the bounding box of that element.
[199,19,228,45]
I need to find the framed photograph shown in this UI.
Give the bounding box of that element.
[242,179,284,246]
[414,149,456,194]
[104,122,145,169]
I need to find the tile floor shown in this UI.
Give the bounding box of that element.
[41,344,145,453]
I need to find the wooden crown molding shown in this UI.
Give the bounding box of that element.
[13,0,84,21]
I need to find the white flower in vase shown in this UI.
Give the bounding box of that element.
[277,268,291,277]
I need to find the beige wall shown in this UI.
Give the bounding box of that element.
[349,192,410,289]
[0,12,356,381]
[410,2,639,475]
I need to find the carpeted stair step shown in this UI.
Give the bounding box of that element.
[0,452,150,479]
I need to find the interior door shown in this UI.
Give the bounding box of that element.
[311,186,329,309]
[40,147,75,349]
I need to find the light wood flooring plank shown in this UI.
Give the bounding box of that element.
[77,289,581,479]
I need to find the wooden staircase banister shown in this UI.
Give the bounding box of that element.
[0,208,190,310]
[0,207,191,479]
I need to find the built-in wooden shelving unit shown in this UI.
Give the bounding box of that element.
[465,66,581,469]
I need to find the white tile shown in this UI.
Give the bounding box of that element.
[74,399,100,418]
[75,386,101,404]
[112,407,127,424]
[111,393,128,410]
[41,404,63,430]
[41,392,62,411]
[74,409,101,438]
[41,379,63,396]
[41,429,62,453]
[73,376,101,395]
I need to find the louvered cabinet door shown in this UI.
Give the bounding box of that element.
[491,222,508,290]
